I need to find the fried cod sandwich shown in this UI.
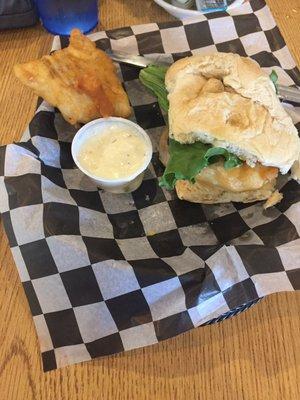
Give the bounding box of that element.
[141,53,300,207]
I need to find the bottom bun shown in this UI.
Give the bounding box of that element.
[175,179,276,204]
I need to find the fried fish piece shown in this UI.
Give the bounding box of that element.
[14,29,131,124]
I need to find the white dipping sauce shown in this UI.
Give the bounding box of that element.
[77,126,148,179]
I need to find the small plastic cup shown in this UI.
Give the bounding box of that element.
[71,118,153,194]
[34,0,99,36]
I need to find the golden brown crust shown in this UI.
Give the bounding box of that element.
[165,53,300,174]
[263,190,283,209]
[14,29,131,124]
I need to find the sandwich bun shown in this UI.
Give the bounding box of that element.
[166,53,300,175]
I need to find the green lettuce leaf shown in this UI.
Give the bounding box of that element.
[139,65,169,113]
[269,70,279,94]
[204,147,243,170]
[159,139,243,190]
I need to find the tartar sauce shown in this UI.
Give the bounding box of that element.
[77,126,148,179]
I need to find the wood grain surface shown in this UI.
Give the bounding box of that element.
[0,1,299,399]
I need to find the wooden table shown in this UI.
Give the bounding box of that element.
[0,1,299,399]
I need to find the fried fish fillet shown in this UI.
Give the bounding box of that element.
[14,29,131,124]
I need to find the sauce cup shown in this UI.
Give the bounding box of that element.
[71,117,153,193]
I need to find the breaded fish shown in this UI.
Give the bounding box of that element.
[14,29,131,124]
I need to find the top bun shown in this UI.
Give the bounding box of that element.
[165,53,300,174]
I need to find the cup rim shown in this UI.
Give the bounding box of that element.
[71,117,153,184]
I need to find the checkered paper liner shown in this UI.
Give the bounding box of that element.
[1,0,300,372]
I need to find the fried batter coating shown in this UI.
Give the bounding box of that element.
[14,29,131,124]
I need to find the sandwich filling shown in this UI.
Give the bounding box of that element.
[159,138,243,191]
[158,127,278,204]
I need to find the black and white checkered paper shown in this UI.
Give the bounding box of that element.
[1,0,300,371]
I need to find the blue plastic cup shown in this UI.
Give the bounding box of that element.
[34,0,99,36]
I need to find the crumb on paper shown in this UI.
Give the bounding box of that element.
[147,230,157,236]
[263,190,283,209]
